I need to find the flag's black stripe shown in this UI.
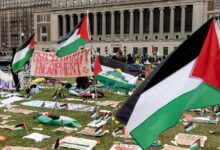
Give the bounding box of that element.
[57,18,82,44]
[184,122,193,129]
[15,123,24,128]
[116,18,213,125]
[99,56,144,76]
[18,33,35,52]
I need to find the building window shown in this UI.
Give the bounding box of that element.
[143,9,150,33]
[97,12,102,35]
[163,7,170,33]
[163,47,168,56]
[153,8,160,33]
[133,47,138,55]
[97,47,101,54]
[135,36,138,40]
[185,5,193,32]
[115,11,120,34]
[216,0,220,9]
[143,47,148,55]
[208,0,214,11]
[124,10,130,34]
[145,36,148,40]
[155,35,158,39]
[176,35,179,39]
[41,36,47,41]
[41,26,47,33]
[165,35,168,39]
[40,15,47,22]
[174,6,181,32]
[106,12,111,35]
[41,26,48,42]
[134,9,140,34]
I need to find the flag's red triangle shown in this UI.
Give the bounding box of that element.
[29,35,35,49]
[77,15,91,41]
[192,20,220,89]
[94,55,102,76]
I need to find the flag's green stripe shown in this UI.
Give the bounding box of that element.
[95,74,134,93]
[190,146,199,150]
[12,49,33,73]
[130,82,220,149]
[56,38,88,57]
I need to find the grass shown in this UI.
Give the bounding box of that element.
[0,83,220,150]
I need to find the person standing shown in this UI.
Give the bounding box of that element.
[11,47,20,92]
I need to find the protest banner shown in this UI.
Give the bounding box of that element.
[31,49,92,77]
[0,69,15,89]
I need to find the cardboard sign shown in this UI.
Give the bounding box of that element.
[60,136,97,150]
[109,144,142,150]
[31,49,93,77]
[162,144,188,150]
[173,133,207,147]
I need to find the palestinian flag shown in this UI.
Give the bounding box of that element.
[90,106,100,119]
[189,139,201,150]
[95,56,143,94]
[60,103,69,109]
[12,33,35,73]
[95,125,105,136]
[184,122,194,133]
[112,126,126,137]
[116,18,220,149]
[15,123,26,130]
[56,15,91,57]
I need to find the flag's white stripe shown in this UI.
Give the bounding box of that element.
[126,60,202,131]
[60,30,80,48]
[100,65,138,85]
[214,20,220,46]
[12,46,29,64]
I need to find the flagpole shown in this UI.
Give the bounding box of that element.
[24,123,29,134]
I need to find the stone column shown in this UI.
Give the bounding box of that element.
[93,12,97,40]
[51,14,59,41]
[139,8,144,40]
[129,9,134,40]
[70,14,74,29]
[120,10,124,40]
[111,11,115,40]
[181,5,186,39]
[63,14,66,35]
[170,6,174,39]
[159,7,164,39]
[149,8,154,39]
[77,13,81,23]
[102,11,106,40]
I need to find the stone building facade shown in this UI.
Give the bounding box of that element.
[36,0,207,56]
[0,0,51,53]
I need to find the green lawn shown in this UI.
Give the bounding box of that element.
[0,86,220,150]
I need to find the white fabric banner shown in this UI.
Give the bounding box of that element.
[0,69,15,89]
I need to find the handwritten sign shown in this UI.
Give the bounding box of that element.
[174,133,207,147]
[31,49,92,77]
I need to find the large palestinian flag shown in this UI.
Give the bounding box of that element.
[56,15,91,58]
[94,56,143,94]
[116,18,220,149]
[12,33,35,73]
